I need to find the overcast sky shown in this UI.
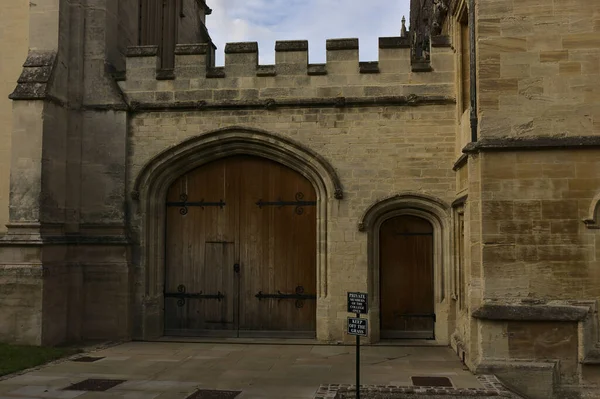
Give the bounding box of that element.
[205,0,411,66]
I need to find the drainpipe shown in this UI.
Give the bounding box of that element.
[469,0,478,142]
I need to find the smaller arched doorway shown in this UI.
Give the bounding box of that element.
[380,215,435,339]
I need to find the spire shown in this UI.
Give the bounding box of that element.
[401,16,407,37]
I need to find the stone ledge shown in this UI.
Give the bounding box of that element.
[0,234,130,245]
[256,65,276,77]
[379,36,411,48]
[175,44,209,55]
[463,137,600,152]
[359,62,380,74]
[326,38,359,51]
[224,42,258,54]
[9,50,57,100]
[126,45,159,57]
[308,64,327,75]
[127,95,455,113]
[23,50,56,67]
[472,303,590,321]
[17,66,52,83]
[275,40,309,52]
[9,83,49,100]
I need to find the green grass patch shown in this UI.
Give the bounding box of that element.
[0,343,80,377]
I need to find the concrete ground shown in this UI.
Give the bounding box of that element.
[0,342,507,399]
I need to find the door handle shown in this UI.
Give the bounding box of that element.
[233,263,240,273]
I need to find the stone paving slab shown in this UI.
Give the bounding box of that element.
[0,342,520,399]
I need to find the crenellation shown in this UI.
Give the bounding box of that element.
[120,38,455,107]
[275,40,309,52]
[326,38,360,69]
[378,38,412,74]
[379,37,411,49]
[275,40,309,76]
[126,45,159,82]
[224,42,259,77]
[123,37,453,88]
[174,44,209,79]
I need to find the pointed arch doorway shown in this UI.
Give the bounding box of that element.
[380,215,435,339]
[163,155,317,338]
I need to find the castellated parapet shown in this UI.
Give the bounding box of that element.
[118,36,455,110]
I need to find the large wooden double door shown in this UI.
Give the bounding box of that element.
[164,156,317,337]
[380,215,435,339]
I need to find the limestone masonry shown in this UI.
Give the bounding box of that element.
[0,0,599,398]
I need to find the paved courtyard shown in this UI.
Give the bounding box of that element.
[0,342,510,399]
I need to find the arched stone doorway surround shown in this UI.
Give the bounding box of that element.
[358,193,452,344]
[130,126,344,340]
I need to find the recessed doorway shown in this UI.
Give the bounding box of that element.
[380,215,435,339]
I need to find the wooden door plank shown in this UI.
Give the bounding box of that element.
[380,215,434,338]
[238,156,317,334]
[164,158,238,335]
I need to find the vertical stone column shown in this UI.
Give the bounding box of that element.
[0,0,133,345]
[1,0,69,346]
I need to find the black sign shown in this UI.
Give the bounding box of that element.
[347,292,368,314]
[347,317,368,337]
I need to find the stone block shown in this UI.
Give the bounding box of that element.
[477,361,556,399]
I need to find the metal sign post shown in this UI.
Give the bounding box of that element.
[347,292,368,399]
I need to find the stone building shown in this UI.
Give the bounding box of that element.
[1,0,599,397]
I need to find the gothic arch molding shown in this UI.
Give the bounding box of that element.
[358,193,449,232]
[358,193,452,343]
[130,126,343,339]
[133,126,344,201]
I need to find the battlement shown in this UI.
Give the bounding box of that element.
[118,36,455,108]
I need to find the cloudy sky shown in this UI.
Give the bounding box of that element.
[205,0,411,65]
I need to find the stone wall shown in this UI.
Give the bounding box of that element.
[479,150,600,300]
[0,0,29,235]
[119,38,459,342]
[477,0,600,139]
[453,0,600,396]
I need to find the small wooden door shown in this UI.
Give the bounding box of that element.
[380,215,435,339]
[164,156,316,337]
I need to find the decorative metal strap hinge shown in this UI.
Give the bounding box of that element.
[255,192,316,215]
[165,284,225,307]
[167,193,226,215]
[255,285,316,309]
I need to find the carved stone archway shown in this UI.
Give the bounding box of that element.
[130,126,343,340]
[358,193,452,343]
